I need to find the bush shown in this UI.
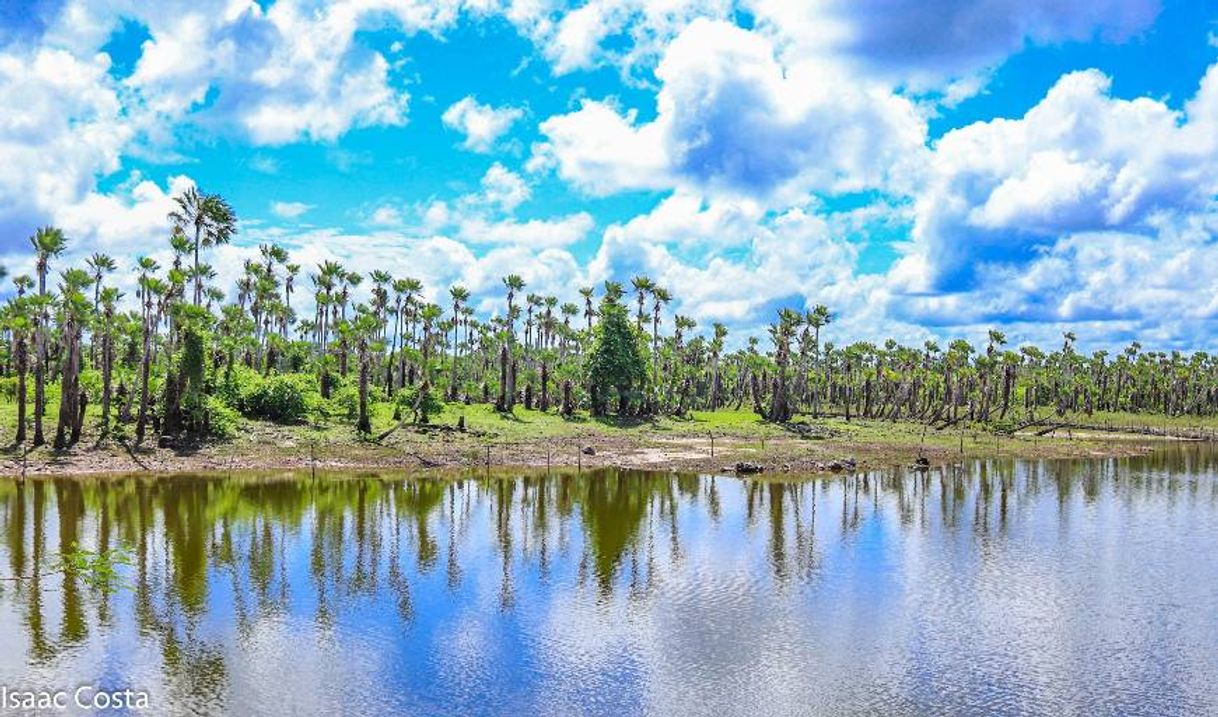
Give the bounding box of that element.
[0,377,16,402]
[241,373,316,423]
[203,396,241,438]
[218,366,317,424]
[331,384,361,420]
[395,384,443,424]
[216,364,261,410]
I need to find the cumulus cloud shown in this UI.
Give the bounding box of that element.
[537,19,927,202]
[475,163,531,211]
[896,64,1218,292]
[457,213,594,248]
[34,0,448,146]
[6,0,1218,354]
[442,95,524,152]
[749,0,1161,89]
[271,201,313,219]
[506,0,733,78]
[0,46,130,250]
[583,197,916,344]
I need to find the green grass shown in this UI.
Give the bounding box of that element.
[434,404,788,442]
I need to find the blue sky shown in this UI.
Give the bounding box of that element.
[3,0,1218,350]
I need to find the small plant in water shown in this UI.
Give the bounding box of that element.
[54,543,135,594]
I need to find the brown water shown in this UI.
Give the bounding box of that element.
[1,448,1217,716]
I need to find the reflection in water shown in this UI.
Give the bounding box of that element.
[1,447,1217,716]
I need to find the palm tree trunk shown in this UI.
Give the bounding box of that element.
[15,332,28,444]
[192,226,202,305]
[32,314,45,447]
[100,327,113,437]
[135,309,153,444]
[54,320,79,450]
[357,343,371,435]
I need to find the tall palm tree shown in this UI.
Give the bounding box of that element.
[502,274,525,339]
[448,285,469,400]
[54,269,92,449]
[650,286,670,388]
[85,253,116,315]
[6,281,32,443]
[579,286,596,331]
[283,263,300,337]
[29,226,67,446]
[85,253,117,368]
[168,186,237,306]
[134,257,161,444]
[631,275,653,330]
[499,275,525,409]
[97,286,121,438]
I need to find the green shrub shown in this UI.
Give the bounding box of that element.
[241,373,316,423]
[0,377,16,402]
[332,384,361,420]
[216,364,261,410]
[203,396,241,438]
[395,384,442,424]
[218,366,317,424]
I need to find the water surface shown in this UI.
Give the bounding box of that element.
[2,449,1217,716]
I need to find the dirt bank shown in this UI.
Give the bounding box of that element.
[0,420,1169,478]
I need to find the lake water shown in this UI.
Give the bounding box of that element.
[2,449,1217,716]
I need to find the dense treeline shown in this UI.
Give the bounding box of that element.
[3,187,1218,449]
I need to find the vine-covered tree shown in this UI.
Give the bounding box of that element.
[586,297,647,416]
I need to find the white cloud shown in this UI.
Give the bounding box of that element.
[0,46,131,244]
[506,0,733,78]
[748,0,1161,90]
[584,198,912,344]
[537,19,927,203]
[457,212,594,248]
[442,95,524,152]
[897,65,1218,292]
[369,205,404,227]
[42,0,428,147]
[476,163,531,211]
[271,201,313,219]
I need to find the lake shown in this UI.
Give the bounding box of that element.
[2,449,1217,716]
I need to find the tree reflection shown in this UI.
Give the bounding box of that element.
[0,446,1214,705]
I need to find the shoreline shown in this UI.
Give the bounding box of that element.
[0,419,1183,479]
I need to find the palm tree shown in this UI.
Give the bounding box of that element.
[579,286,596,331]
[392,277,422,392]
[54,268,92,449]
[631,275,653,330]
[353,310,380,435]
[85,252,116,314]
[767,308,802,422]
[29,226,67,446]
[283,263,300,337]
[502,274,524,338]
[168,186,237,306]
[85,252,117,369]
[448,285,470,400]
[602,280,624,303]
[710,322,727,410]
[97,286,122,438]
[134,258,161,444]
[499,275,525,410]
[650,286,670,388]
[6,281,33,443]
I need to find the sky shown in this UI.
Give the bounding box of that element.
[3,0,1218,352]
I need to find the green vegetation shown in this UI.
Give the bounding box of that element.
[1,188,1217,471]
[54,542,134,594]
